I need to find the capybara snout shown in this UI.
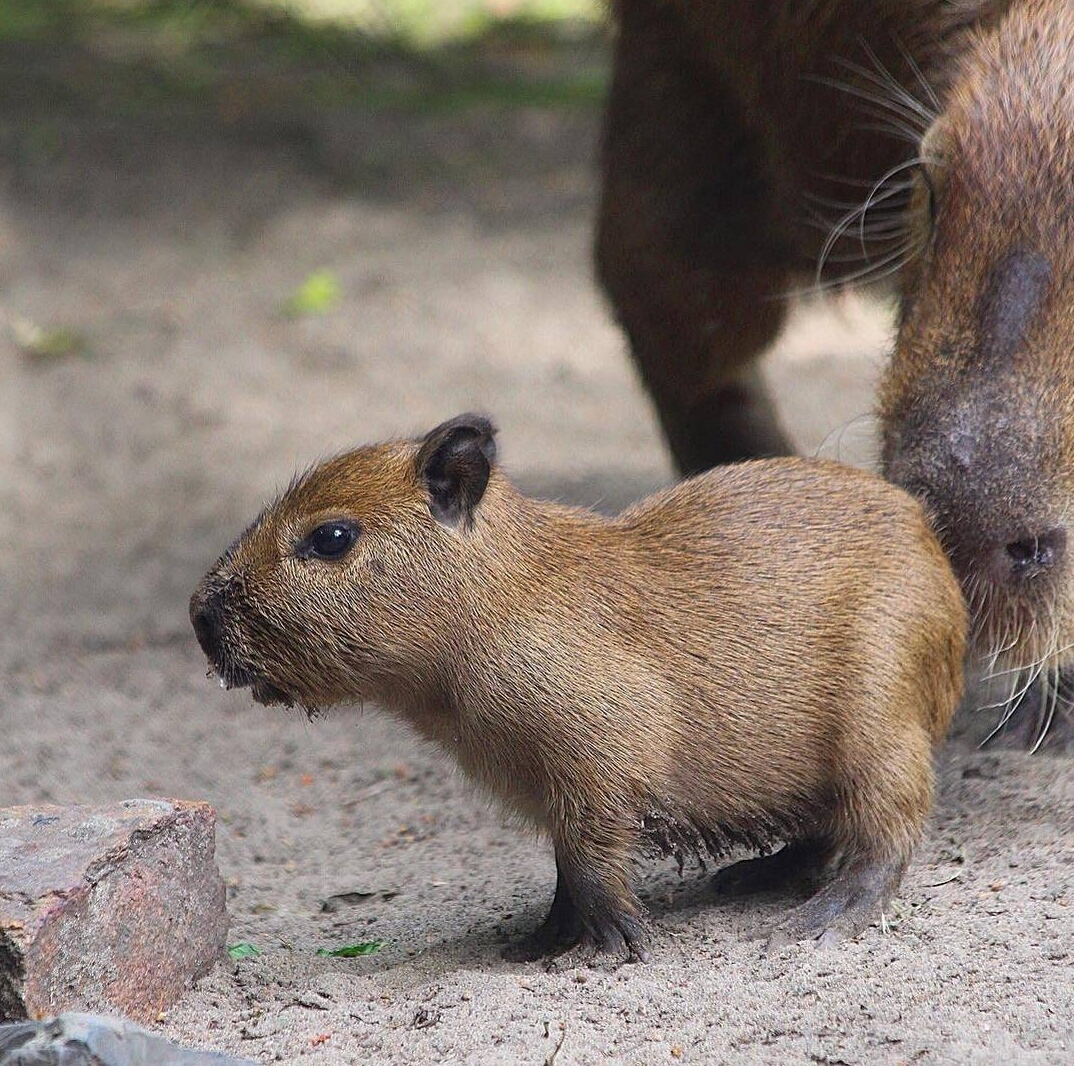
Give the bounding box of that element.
[878,2,1074,676]
[882,381,1070,596]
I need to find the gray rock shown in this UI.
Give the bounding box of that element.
[0,1013,254,1066]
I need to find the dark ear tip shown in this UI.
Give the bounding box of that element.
[421,413,498,463]
[432,413,497,443]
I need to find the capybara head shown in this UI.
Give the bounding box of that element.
[879,0,1074,696]
[189,415,498,715]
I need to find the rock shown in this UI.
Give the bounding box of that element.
[0,1012,254,1065]
[0,801,228,1023]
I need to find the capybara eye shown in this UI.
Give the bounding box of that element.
[298,521,360,561]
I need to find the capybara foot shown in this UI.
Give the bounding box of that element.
[542,923,651,972]
[766,854,906,949]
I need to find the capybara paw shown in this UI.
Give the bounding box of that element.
[540,916,650,970]
[764,854,904,948]
[542,934,648,972]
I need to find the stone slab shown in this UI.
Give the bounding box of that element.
[0,801,228,1023]
[0,1012,255,1066]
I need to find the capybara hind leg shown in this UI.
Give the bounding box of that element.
[596,1,794,473]
[764,718,936,946]
[713,838,834,900]
[767,854,907,949]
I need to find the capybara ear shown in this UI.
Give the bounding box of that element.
[415,414,498,529]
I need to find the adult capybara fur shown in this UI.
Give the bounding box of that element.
[597,0,1074,737]
[191,415,966,961]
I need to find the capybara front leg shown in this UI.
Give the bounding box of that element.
[543,833,650,967]
[503,862,585,962]
[596,1,795,473]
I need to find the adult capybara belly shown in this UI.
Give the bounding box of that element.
[597,0,1074,737]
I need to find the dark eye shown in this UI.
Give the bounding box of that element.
[298,520,360,561]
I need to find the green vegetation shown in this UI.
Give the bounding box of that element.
[282,269,342,318]
[0,0,607,118]
[252,0,600,48]
[315,940,385,957]
[227,941,263,958]
[0,0,601,48]
[11,315,88,362]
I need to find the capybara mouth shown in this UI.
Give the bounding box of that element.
[973,664,1074,754]
[881,463,1073,750]
[249,677,296,708]
[202,654,296,709]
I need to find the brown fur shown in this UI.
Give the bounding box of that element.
[596,0,1074,730]
[190,415,966,961]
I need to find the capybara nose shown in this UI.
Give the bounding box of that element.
[882,390,1066,596]
[997,527,1067,582]
[189,588,224,661]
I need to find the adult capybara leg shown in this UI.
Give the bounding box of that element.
[596,1,795,473]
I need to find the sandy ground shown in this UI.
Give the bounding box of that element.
[1,34,1072,1066]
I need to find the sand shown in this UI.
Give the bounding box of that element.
[1,36,1071,1066]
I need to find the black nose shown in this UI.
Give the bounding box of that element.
[998,527,1067,582]
[189,588,224,660]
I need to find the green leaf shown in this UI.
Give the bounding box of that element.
[227,941,262,959]
[315,940,384,958]
[12,315,87,361]
[282,269,341,317]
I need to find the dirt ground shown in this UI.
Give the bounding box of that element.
[1,30,1071,1066]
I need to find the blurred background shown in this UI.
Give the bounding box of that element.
[0,0,884,734]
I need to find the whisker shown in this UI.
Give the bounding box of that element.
[856,175,919,256]
[810,72,932,133]
[1029,669,1060,753]
[978,629,1025,677]
[979,680,1033,744]
[834,46,938,126]
[896,39,941,115]
[814,159,923,287]
[980,653,1044,682]
[816,240,920,294]
[811,413,878,464]
[1029,609,1065,751]
[978,655,1046,746]
[980,620,1042,711]
[974,595,1074,751]
[857,118,933,147]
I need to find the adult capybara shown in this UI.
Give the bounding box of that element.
[190,415,965,961]
[596,0,1074,740]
